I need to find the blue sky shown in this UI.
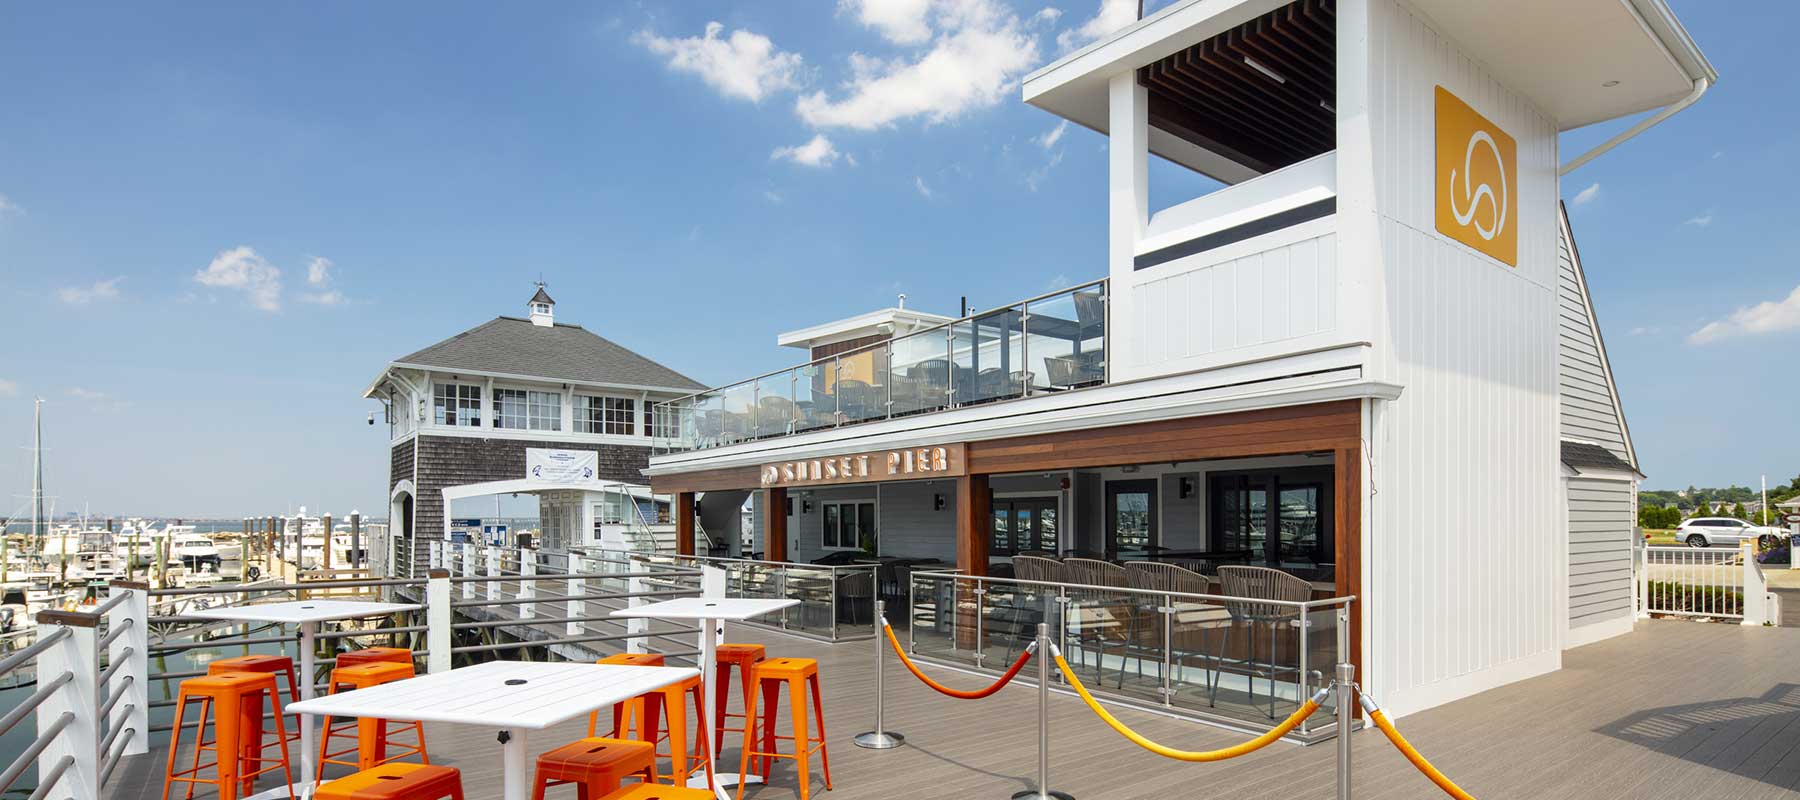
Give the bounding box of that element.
[0,1,1793,518]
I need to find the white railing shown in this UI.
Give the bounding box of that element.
[1638,540,1777,624]
[2,582,151,800]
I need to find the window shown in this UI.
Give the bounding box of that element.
[493,388,562,431]
[576,395,636,435]
[433,383,482,427]
[646,403,678,439]
[822,501,876,552]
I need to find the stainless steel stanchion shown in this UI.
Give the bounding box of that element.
[855,600,905,749]
[1336,604,1353,800]
[1012,623,1072,800]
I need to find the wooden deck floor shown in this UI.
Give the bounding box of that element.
[105,619,1800,799]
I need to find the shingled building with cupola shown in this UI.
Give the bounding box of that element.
[364,284,705,564]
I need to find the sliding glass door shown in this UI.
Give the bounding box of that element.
[992,497,1059,555]
[1208,466,1333,578]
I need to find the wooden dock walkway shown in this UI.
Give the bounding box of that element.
[103,619,1800,799]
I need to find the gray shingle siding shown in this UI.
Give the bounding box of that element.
[409,434,651,544]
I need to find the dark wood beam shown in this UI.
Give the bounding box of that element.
[955,474,991,577]
[765,487,788,563]
[675,492,696,556]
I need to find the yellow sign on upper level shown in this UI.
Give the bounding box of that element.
[1434,86,1517,267]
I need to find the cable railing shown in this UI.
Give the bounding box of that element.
[2,580,151,800]
[906,569,1353,740]
[652,278,1108,453]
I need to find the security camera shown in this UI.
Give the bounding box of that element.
[366,412,376,426]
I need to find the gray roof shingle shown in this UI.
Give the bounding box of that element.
[392,316,704,391]
[1561,440,1641,476]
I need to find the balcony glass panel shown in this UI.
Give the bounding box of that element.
[793,363,835,433]
[889,326,953,417]
[753,372,795,439]
[717,381,756,447]
[960,304,1027,405]
[1026,285,1107,393]
[833,347,886,424]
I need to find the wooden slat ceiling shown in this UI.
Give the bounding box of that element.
[1138,0,1335,174]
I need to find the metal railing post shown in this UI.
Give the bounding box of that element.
[427,569,453,674]
[1011,623,1070,800]
[36,614,99,800]
[487,546,502,601]
[518,547,536,619]
[429,539,441,570]
[460,543,475,600]
[566,576,584,637]
[626,574,649,653]
[1336,604,1353,800]
[105,581,149,758]
[854,600,904,749]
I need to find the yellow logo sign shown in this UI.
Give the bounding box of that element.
[1434,86,1517,267]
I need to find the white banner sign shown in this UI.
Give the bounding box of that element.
[526,448,597,485]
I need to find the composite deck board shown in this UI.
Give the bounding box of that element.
[103,619,1800,799]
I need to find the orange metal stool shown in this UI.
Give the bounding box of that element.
[318,662,429,780]
[209,655,302,744]
[736,658,831,800]
[530,737,656,799]
[336,647,415,669]
[634,674,715,790]
[163,672,294,800]
[595,785,716,800]
[712,644,766,753]
[589,653,667,738]
[315,763,464,800]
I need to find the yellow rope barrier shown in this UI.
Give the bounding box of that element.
[1360,694,1478,800]
[1051,651,1327,762]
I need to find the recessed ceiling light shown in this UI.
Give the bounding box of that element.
[1602,80,1620,87]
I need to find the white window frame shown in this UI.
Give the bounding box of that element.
[575,395,637,436]
[432,382,483,428]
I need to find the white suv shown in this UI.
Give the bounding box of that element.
[1676,516,1784,548]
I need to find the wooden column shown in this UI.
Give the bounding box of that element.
[954,474,990,650]
[675,492,697,556]
[955,474,990,576]
[1334,442,1363,712]
[765,488,788,563]
[322,513,334,572]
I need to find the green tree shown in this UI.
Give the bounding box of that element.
[1731,501,1749,520]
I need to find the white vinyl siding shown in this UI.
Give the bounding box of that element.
[1568,477,1635,629]
[1556,218,1632,463]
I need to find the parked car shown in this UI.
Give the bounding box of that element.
[1676,517,1786,548]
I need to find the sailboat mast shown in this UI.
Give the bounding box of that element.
[31,397,44,541]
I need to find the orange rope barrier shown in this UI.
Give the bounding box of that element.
[883,622,1033,700]
[1360,695,1478,800]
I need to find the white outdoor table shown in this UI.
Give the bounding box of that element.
[289,660,697,800]
[612,597,800,800]
[185,599,419,799]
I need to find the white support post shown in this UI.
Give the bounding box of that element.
[1635,538,1650,619]
[1789,520,1799,570]
[487,546,503,601]
[36,615,99,800]
[427,569,453,674]
[626,575,648,653]
[565,577,583,637]
[105,582,150,757]
[460,543,475,600]
[1743,538,1768,627]
[429,539,442,570]
[518,547,536,619]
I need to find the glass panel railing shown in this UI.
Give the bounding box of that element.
[888,325,953,417]
[906,569,1348,739]
[1026,285,1107,393]
[653,279,1107,453]
[753,371,796,439]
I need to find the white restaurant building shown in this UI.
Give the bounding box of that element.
[642,0,1711,719]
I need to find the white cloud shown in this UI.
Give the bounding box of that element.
[796,0,1039,130]
[1628,326,1652,337]
[1034,120,1067,150]
[306,256,332,286]
[0,379,16,396]
[57,277,123,305]
[764,190,784,204]
[914,175,933,198]
[1032,7,1063,24]
[1684,212,1714,227]
[0,193,21,216]
[299,256,347,305]
[635,22,804,103]
[301,290,346,306]
[193,246,283,312]
[67,387,125,411]
[841,0,935,45]
[1025,149,1064,191]
[1570,182,1599,207]
[1057,0,1136,51]
[771,134,843,168]
[1689,284,1800,345]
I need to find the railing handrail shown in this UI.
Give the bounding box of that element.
[910,569,1355,610]
[656,276,1110,408]
[654,553,879,574]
